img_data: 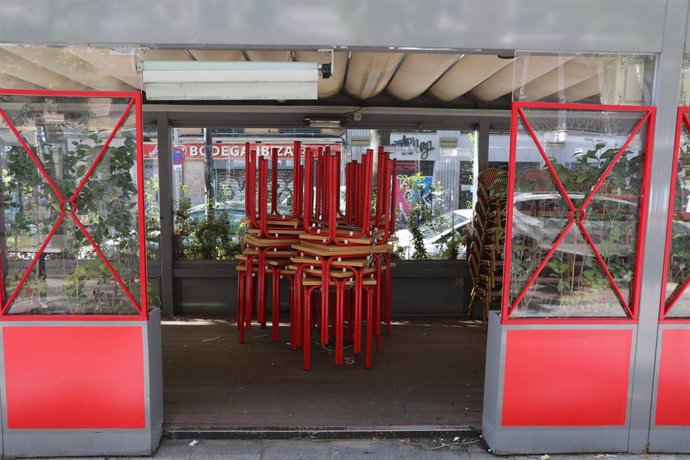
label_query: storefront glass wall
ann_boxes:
[165,126,476,262]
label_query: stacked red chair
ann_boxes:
[236,142,302,344]
[236,143,398,371]
[292,146,397,370]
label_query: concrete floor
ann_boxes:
[161,316,486,432]
[32,437,690,459]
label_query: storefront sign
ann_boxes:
[142,143,341,160]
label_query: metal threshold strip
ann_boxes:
[165,424,481,440]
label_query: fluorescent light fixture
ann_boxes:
[142,61,318,101]
[304,117,343,128]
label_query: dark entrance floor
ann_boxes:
[162,316,486,432]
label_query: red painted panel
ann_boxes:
[656,329,690,425]
[3,326,145,429]
[502,329,632,426]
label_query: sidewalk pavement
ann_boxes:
[41,436,690,460]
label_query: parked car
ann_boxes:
[396,209,473,259]
[187,201,246,233]
[511,192,638,257]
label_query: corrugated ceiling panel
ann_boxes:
[345,52,403,99]
[386,53,460,101]
[428,55,514,102]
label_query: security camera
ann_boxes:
[320,63,332,79]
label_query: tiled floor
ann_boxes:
[162,317,486,431]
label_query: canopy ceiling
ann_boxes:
[0,46,646,109]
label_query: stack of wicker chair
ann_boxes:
[466,169,507,330]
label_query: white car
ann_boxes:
[511,192,638,257]
[396,209,473,259]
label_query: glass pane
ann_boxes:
[4,218,138,315]
[508,107,646,318]
[580,129,645,306]
[666,119,690,318]
[511,225,628,318]
[0,95,133,198]
[510,119,572,305]
[385,130,474,260]
[680,57,690,106]
[0,94,143,315]
[172,127,340,260]
[667,290,690,318]
[143,127,161,261]
[512,53,654,105]
[142,126,161,309]
[75,113,141,305]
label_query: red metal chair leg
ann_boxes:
[373,278,382,351]
[353,272,363,354]
[245,256,254,331]
[320,260,331,344]
[291,266,304,351]
[258,250,267,328]
[271,269,280,342]
[365,285,374,369]
[385,254,393,335]
[238,270,246,344]
[346,287,354,345]
[303,285,317,371]
[335,279,345,365]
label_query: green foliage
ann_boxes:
[667,142,690,303]
[398,172,446,260]
[441,230,461,260]
[174,185,241,261]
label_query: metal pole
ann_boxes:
[156,113,174,316]
[478,117,490,171]
[204,128,215,215]
[627,0,688,452]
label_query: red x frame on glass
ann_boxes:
[502,101,655,325]
[659,106,690,322]
[0,89,148,321]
